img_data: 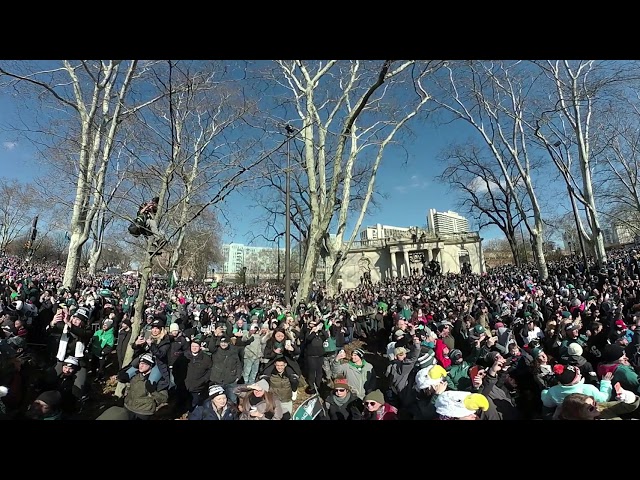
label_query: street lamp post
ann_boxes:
[284,124,295,307]
[242,266,247,293]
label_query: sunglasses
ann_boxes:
[334,388,346,392]
[364,401,378,406]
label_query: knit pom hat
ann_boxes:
[352,348,365,360]
[417,347,436,368]
[553,364,578,385]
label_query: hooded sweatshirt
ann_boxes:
[541,378,612,408]
[435,339,451,369]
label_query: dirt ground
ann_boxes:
[78,338,390,420]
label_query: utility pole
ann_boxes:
[285,124,295,307]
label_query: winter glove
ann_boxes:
[264,411,274,420]
[145,380,158,394]
[117,371,131,384]
[617,388,636,404]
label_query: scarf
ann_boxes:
[333,391,352,407]
[150,330,165,344]
[349,360,367,371]
[56,324,85,361]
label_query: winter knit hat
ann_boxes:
[103,318,114,329]
[567,343,583,357]
[207,384,226,399]
[531,347,544,359]
[333,377,351,391]
[449,349,463,363]
[602,344,625,363]
[139,353,155,367]
[435,391,489,418]
[63,356,79,367]
[363,389,385,405]
[353,348,365,360]
[36,390,62,409]
[415,364,448,390]
[417,347,436,368]
[169,323,180,332]
[553,364,578,385]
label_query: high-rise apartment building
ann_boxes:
[360,224,411,242]
[427,209,469,235]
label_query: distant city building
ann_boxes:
[360,223,411,242]
[602,227,616,246]
[427,209,469,235]
[614,224,636,245]
[220,243,283,278]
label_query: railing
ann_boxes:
[350,231,480,250]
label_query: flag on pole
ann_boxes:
[291,394,324,420]
[169,270,178,289]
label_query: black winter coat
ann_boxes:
[184,351,213,393]
[304,329,327,358]
[321,392,364,420]
[209,346,242,385]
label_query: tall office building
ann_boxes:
[427,209,469,235]
[360,223,411,242]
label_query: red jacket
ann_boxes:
[369,403,398,420]
[435,339,451,369]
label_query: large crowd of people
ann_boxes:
[2,244,640,421]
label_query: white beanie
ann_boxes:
[169,323,180,332]
[63,356,79,367]
[567,343,583,357]
[0,386,8,398]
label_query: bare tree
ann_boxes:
[531,60,640,266]
[114,60,263,396]
[261,60,440,303]
[437,143,529,265]
[431,60,550,279]
[0,180,39,253]
[597,107,640,239]
[0,60,163,288]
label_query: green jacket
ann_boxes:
[91,328,115,356]
[446,361,472,391]
[123,295,137,313]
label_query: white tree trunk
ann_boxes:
[87,243,102,276]
[296,227,323,306]
[63,232,87,288]
[115,239,154,398]
[582,165,607,265]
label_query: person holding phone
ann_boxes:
[303,320,327,395]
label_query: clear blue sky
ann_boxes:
[0,70,568,250]
[221,120,508,248]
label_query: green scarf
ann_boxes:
[349,360,367,371]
